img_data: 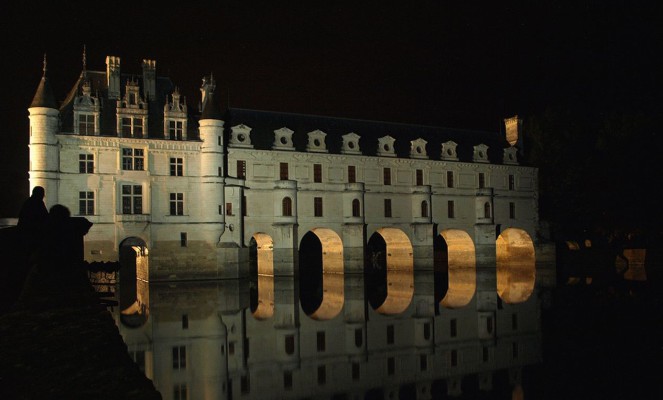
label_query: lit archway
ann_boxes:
[249,233,274,320]
[366,227,413,315]
[435,229,476,309]
[299,228,344,320]
[119,237,149,328]
[496,228,536,303]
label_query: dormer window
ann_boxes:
[121,117,145,138]
[78,114,95,135]
[117,79,148,138]
[164,89,188,140]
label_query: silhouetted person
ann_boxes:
[18,186,48,231]
[19,204,95,309]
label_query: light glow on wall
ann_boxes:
[496,228,536,304]
[439,229,476,308]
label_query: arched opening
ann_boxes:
[365,227,413,315]
[434,229,476,310]
[299,228,344,320]
[282,197,292,216]
[496,228,536,303]
[119,237,149,328]
[484,202,491,218]
[249,233,274,320]
[352,199,361,217]
[421,200,429,218]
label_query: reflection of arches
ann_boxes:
[119,237,149,328]
[496,228,536,303]
[299,228,344,320]
[366,227,413,315]
[435,229,476,309]
[249,233,274,320]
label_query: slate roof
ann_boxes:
[57,70,201,140]
[224,108,513,164]
[30,75,58,109]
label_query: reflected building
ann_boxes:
[116,272,544,399]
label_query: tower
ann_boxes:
[28,55,59,209]
[198,75,226,243]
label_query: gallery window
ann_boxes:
[122,185,143,214]
[78,191,94,215]
[170,157,183,176]
[170,193,184,216]
[122,148,144,171]
[79,154,94,173]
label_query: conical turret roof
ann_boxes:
[30,56,57,109]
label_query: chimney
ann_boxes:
[106,56,121,99]
[504,115,523,151]
[142,59,156,101]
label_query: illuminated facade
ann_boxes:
[28,54,555,293]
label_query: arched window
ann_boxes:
[352,199,361,217]
[421,200,429,218]
[282,197,292,216]
[484,202,491,218]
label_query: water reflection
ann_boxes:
[114,271,542,399]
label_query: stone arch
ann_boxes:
[435,229,476,309]
[299,228,344,320]
[366,227,413,315]
[249,233,274,320]
[118,237,149,328]
[496,228,536,303]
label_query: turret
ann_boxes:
[28,55,59,209]
[198,75,226,241]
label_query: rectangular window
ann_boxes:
[173,384,187,400]
[317,365,326,385]
[317,331,326,352]
[122,185,142,214]
[384,199,392,218]
[512,313,518,330]
[482,346,489,362]
[479,172,485,188]
[387,324,394,344]
[383,168,391,185]
[509,174,515,190]
[237,160,246,179]
[133,117,143,137]
[314,197,323,217]
[79,154,94,173]
[78,114,95,134]
[352,362,360,381]
[242,195,247,217]
[79,191,94,215]
[420,354,427,371]
[314,163,322,183]
[512,342,519,359]
[121,117,132,136]
[450,318,457,337]
[509,202,516,219]
[170,157,183,176]
[387,357,395,375]
[226,202,233,216]
[283,371,293,390]
[180,232,187,247]
[170,193,184,216]
[416,169,423,186]
[218,166,222,177]
[348,165,356,183]
[451,349,458,367]
[122,148,144,171]
[447,200,455,218]
[280,162,289,180]
[168,120,183,140]
[172,346,186,370]
[447,171,454,188]
[241,375,250,394]
[285,335,295,355]
[182,314,189,329]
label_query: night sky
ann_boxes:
[1,1,659,217]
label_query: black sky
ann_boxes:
[1,1,660,217]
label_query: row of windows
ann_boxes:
[77,189,517,220]
[77,114,187,140]
[81,152,517,191]
[78,152,185,177]
[271,162,516,189]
